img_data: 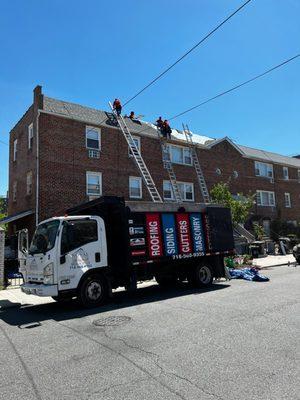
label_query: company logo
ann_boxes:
[130,238,146,246]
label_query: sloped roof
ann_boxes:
[43,96,300,168]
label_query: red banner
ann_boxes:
[176,214,192,254]
[146,213,163,257]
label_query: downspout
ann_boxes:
[35,111,40,226]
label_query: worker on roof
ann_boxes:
[129,111,135,120]
[113,98,122,116]
[162,120,172,139]
[156,116,163,129]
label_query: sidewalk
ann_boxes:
[252,254,297,269]
[0,287,53,310]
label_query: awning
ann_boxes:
[0,210,34,224]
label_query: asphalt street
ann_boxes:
[0,266,299,400]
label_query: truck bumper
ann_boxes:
[21,283,58,297]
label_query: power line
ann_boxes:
[123,0,253,107]
[169,53,300,121]
[0,139,8,146]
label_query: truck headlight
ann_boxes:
[43,263,54,284]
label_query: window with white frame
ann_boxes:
[284,192,291,208]
[163,180,194,201]
[254,161,273,178]
[13,139,17,161]
[129,136,141,157]
[28,123,33,149]
[283,166,289,180]
[129,176,142,199]
[26,171,32,195]
[86,126,101,150]
[86,172,102,196]
[256,190,275,207]
[168,145,192,166]
[12,181,17,202]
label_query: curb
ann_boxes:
[259,262,298,270]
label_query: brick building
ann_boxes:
[4,86,300,237]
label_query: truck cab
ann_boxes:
[20,216,108,302]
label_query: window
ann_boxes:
[256,190,275,207]
[129,136,141,157]
[283,167,289,180]
[163,181,194,202]
[168,145,192,166]
[284,193,291,208]
[298,170,300,183]
[254,161,273,178]
[86,126,100,150]
[12,181,17,202]
[29,220,60,255]
[61,219,98,254]
[129,176,142,199]
[86,172,102,196]
[28,123,33,149]
[26,171,32,195]
[13,139,17,161]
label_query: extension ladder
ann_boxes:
[182,123,210,203]
[109,102,162,203]
[157,129,182,203]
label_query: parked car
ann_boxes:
[292,244,300,264]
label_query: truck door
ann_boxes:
[58,218,106,292]
[18,229,28,274]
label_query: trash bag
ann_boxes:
[229,267,269,282]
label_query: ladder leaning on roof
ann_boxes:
[108,102,162,203]
[157,129,182,203]
[182,123,210,203]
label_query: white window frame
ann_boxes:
[256,190,276,207]
[129,136,141,157]
[26,171,32,195]
[283,166,289,180]
[86,172,102,196]
[12,181,17,202]
[254,161,273,178]
[28,123,33,149]
[163,180,194,202]
[13,139,17,161]
[284,192,291,208]
[86,126,101,150]
[129,176,142,199]
[168,144,192,166]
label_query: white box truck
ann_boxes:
[19,196,234,307]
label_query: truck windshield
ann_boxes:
[29,220,60,255]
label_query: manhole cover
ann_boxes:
[93,316,132,327]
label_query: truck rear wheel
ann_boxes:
[78,274,108,308]
[188,263,213,288]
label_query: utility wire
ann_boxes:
[0,139,8,146]
[123,0,253,107]
[169,53,300,121]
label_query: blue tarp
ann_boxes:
[229,267,269,282]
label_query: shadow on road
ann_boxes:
[0,282,230,327]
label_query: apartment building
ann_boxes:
[4,86,300,237]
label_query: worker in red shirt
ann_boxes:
[113,99,122,116]
[162,120,172,139]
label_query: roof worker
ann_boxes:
[162,120,172,140]
[129,111,135,120]
[156,116,163,129]
[113,98,122,116]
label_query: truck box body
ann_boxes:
[67,196,234,282]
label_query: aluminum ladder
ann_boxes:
[109,102,162,203]
[157,129,182,203]
[182,123,210,203]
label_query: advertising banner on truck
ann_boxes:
[146,213,163,257]
[161,213,178,256]
[176,213,192,254]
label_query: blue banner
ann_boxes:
[190,213,206,253]
[162,214,178,256]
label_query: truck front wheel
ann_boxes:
[188,264,213,288]
[78,274,108,308]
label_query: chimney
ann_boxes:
[33,85,44,112]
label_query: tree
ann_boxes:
[0,197,8,232]
[210,182,255,226]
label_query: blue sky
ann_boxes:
[0,0,299,196]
